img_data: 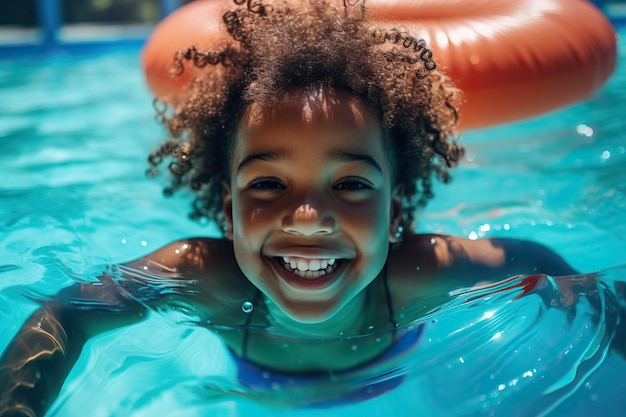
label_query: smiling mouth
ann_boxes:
[276,256,342,280]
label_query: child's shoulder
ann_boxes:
[137,237,237,276]
[392,233,507,273]
[388,233,576,307]
[395,233,573,273]
[124,237,249,294]
[121,237,254,319]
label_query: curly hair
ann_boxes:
[148,0,464,232]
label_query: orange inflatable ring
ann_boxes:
[142,0,616,130]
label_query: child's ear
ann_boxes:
[389,185,404,244]
[222,181,234,240]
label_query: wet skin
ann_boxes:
[223,91,398,326]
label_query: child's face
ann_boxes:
[223,89,400,323]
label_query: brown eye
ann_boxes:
[334,177,374,191]
[246,176,285,190]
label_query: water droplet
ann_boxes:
[351,345,358,351]
[375,338,381,343]
[368,325,374,330]
[141,240,148,247]
[576,124,594,137]
[242,301,253,313]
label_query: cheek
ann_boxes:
[339,199,391,268]
[231,200,260,261]
[240,207,267,228]
[340,197,391,234]
[232,195,269,231]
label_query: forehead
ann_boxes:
[240,87,381,134]
[230,88,394,183]
[230,87,391,178]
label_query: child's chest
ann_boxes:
[210,282,399,373]
[217,324,397,373]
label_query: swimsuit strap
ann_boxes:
[241,288,264,359]
[381,263,399,329]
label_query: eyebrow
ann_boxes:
[236,148,383,174]
[236,149,289,174]
[327,150,383,174]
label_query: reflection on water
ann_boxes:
[410,269,623,416]
[27,263,622,415]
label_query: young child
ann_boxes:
[0,0,577,415]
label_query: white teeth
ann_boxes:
[291,269,327,279]
[280,256,339,273]
[308,260,321,271]
[283,256,298,269]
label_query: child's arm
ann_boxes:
[0,276,145,417]
[0,238,238,417]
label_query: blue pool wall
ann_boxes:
[0,0,623,58]
[0,0,184,57]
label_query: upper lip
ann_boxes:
[263,238,356,260]
[266,247,353,259]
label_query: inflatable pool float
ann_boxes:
[142,0,616,130]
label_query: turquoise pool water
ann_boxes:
[1,27,625,416]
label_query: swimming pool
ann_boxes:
[1,25,625,417]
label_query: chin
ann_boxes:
[280,299,343,324]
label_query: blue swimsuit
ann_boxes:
[230,268,425,407]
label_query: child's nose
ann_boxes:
[282,203,336,236]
